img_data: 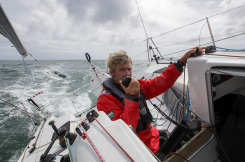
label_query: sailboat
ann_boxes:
[1,2,245,162]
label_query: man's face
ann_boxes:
[111,61,132,85]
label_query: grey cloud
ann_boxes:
[61,0,133,24]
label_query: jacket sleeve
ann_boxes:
[139,63,181,99]
[97,90,140,130]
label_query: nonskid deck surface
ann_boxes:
[18,111,158,162]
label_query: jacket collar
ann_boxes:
[103,77,125,99]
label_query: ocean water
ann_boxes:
[0,60,148,161]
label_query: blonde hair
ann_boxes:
[107,50,132,74]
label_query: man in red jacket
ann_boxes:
[97,47,203,154]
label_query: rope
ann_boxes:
[93,117,135,162]
[204,53,245,58]
[50,148,67,162]
[81,131,105,162]
[32,142,51,150]
[215,46,245,52]
[51,148,67,161]
[185,86,190,123]
[182,67,186,121]
[65,137,74,162]
[152,108,170,126]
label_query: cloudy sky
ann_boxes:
[0,0,244,60]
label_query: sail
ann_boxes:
[0,3,28,57]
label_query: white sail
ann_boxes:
[0,3,28,57]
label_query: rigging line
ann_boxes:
[163,32,245,57]
[152,18,206,39]
[202,32,245,45]
[28,120,46,154]
[153,107,170,126]
[159,39,199,49]
[74,105,96,117]
[21,102,40,126]
[0,98,36,118]
[22,57,27,72]
[209,3,245,19]
[27,54,97,109]
[135,0,149,39]
[152,4,245,39]
[167,90,189,130]
[71,96,79,113]
[28,53,53,71]
[199,21,207,46]
[132,49,147,59]
[124,1,150,51]
[29,52,98,97]
[167,99,179,131]
[124,39,146,50]
[148,99,193,130]
[158,30,245,49]
[0,117,28,149]
[20,120,43,162]
[125,5,245,52]
[21,103,44,119]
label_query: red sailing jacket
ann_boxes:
[97,63,181,153]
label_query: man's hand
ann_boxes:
[120,77,140,96]
[180,46,206,64]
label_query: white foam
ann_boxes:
[1,61,110,161]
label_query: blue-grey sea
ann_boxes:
[0,60,148,161]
